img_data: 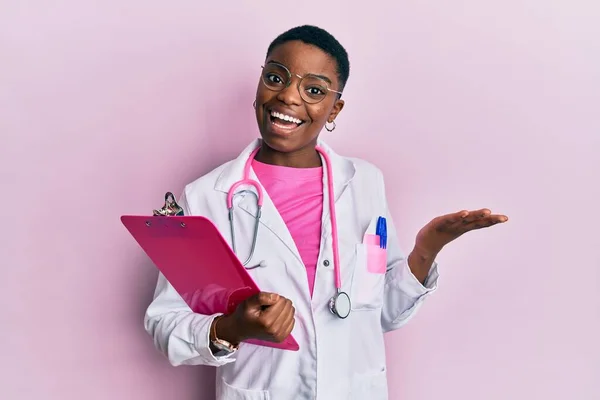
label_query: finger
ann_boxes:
[461,208,491,224]
[443,210,469,224]
[496,214,509,223]
[260,297,290,330]
[430,210,468,229]
[274,303,295,340]
[270,299,293,329]
[279,315,296,340]
[462,215,508,230]
[476,214,508,224]
[273,299,294,326]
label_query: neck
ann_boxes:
[255,143,322,168]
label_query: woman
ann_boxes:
[144,25,507,399]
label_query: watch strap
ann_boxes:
[210,315,238,354]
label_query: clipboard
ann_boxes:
[121,214,299,351]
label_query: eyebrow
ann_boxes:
[266,60,333,85]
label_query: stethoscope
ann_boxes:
[226,145,351,319]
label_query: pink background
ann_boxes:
[2,1,599,399]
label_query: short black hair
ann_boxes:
[266,25,350,93]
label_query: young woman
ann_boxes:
[144,25,507,400]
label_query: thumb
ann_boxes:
[253,291,280,307]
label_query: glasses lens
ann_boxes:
[261,64,331,104]
[300,76,329,104]
[261,64,290,91]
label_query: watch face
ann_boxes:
[212,340,234,356]
[213,348,232,357]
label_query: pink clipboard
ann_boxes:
[121,215,299,351]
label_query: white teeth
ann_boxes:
[270,111,302,125]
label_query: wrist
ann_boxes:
[214,314,243,346]
[408,246,438,284]
[412,242,440,260]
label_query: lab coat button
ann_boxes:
[323,259,330,267]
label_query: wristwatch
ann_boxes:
[210,315,238,357]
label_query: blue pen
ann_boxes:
[376,217,387,249]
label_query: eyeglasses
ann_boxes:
[260,62,342,104]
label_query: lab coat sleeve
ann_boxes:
[143,190,237,367]
[378,171,440,333]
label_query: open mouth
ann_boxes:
[269,110,305,131]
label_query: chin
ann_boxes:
[259,134,298,153]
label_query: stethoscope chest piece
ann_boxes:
[329,291,351,319]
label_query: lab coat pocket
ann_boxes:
[351,242,386,310]
[350,367,388,400]
[217,378,270,400]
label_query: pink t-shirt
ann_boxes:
[252,159,323,297]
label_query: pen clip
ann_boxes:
[381,218,387,249]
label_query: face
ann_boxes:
[254,40,345,154]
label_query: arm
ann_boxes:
[380,210,440,333]
[143,189,237,367]
[377,171,440,333]
[144,273,238,367]
[377,170,508,333]
[407,250,438,285]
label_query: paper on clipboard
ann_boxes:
[121,214,299,351]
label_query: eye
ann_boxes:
[306,86,325,95]
[304,85,327,100]
[267,73,284,84]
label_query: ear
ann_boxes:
[327,98,345,122]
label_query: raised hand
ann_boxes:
[414,208,508,257]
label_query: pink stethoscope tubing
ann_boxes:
[226,145,350,318]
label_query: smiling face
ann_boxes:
[254,40,345,157]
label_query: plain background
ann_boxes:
[2,1,599,399]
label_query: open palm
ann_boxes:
[415,208,508,256]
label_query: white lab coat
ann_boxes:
[144,138,439,400]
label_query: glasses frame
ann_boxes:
[260,62,343,104]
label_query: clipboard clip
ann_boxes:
[152,191,184,217]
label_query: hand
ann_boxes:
[414,208,508,257]
[216,292,295,345]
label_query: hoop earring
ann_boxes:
[252,100,256,109]
[325,120,336,132]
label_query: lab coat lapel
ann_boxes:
[237,169,303,264]
[213,138,356,264]
[213,139,302,264]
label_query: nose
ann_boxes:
[276,77,303,106]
